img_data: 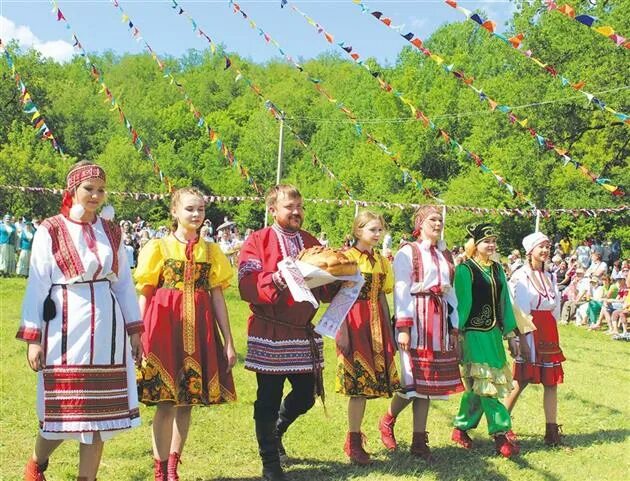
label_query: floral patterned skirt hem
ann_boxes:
[335,354,400,398]
[461,362,513,399]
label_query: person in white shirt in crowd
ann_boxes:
[218,227,237,265]
[560,268,589,324]
[200,225,214,243]
[550,255,563,274]
[575,276,599,326]
[575,240,591,269]
[123,235,136,269]
[585,252,607,279]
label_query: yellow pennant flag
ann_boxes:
[122,14,129,23]
[518,118,528,127]
[431,54,444,65]
[31,111,41,121]
[595,26,614,37]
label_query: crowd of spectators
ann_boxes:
[3,212,628,340]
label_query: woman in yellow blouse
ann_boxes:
[135,187,237,481]
[336,211,400,465]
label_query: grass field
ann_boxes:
[1,276,629,481]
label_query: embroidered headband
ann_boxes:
[466,223,496,245]
[412,205,442,238]
[66,164,106,191]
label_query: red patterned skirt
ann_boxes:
[513,310,565,386]
[335,299,400,398]
[138,288,236,406]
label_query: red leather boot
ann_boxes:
[167,452,181,481]
[410,432,432,461]
[343,432,371,465]
[154,459,168,481]
[494,434,520,458]
[24,459,48,481]
[378,412,397,450]
[451,428,473,449]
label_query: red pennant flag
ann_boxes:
[446,0,457,7]
[410,38,423,49]
[381,18,392,26]
[350,52,359,61]
[482,20,496,33]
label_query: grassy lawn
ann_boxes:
[1,276,628,481]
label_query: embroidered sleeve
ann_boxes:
[111,231,143,333]
[17,227,53,343]
[209,243,233,290]
[454,264,472,330]
[238,233,285,305]
[393,246,415,329]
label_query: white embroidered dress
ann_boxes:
[17,215,143,443]
[393,240,463,399]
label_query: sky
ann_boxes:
[0,0,517,64]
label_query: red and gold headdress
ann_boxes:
[60,164,107,216]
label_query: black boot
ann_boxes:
[256,419,288,481]
[276,406,293,464]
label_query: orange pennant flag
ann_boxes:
[488,99,498,110]
[508,33,524,48]
[571,81,585,90]
[350,53,360,61]
[482,20,496,33]
[324,32,334,43]
[558,4,575,18]
[446,0,457,7]
[382,18,392,26]
[410,38,423,49]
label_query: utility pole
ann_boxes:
[264,111,285,227]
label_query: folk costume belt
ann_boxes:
[252,310,325,404]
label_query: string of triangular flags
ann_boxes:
[443,0,629,126]
[280,0,537,208]
[169,0,354,199]
[544,1,629,48]
[351,0,625,197]
[49,0,172,191]
[2,184,626,219]
[1,40,65,156]
[229,0,439,201]
[110,0,262,194]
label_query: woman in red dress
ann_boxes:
[136,187,237,480]
[335,211,400,464]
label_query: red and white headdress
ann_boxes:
[66,164,106,191]
[60,164,107,217]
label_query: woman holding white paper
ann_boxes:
[335,211,400,465]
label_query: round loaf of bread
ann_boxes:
[298,246,358,276]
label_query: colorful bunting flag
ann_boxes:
[444,1,630,127]
[108,0,263,194]
[1,40,65,156]
[284,0,537,206]
[229,1,439,200]
[546,1,628,48]
[49,0,170,190]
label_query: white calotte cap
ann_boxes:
[522,232,550,255]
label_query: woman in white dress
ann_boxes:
[505,232,565,446]
[378,205,462,460]
[17,161,143,481]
